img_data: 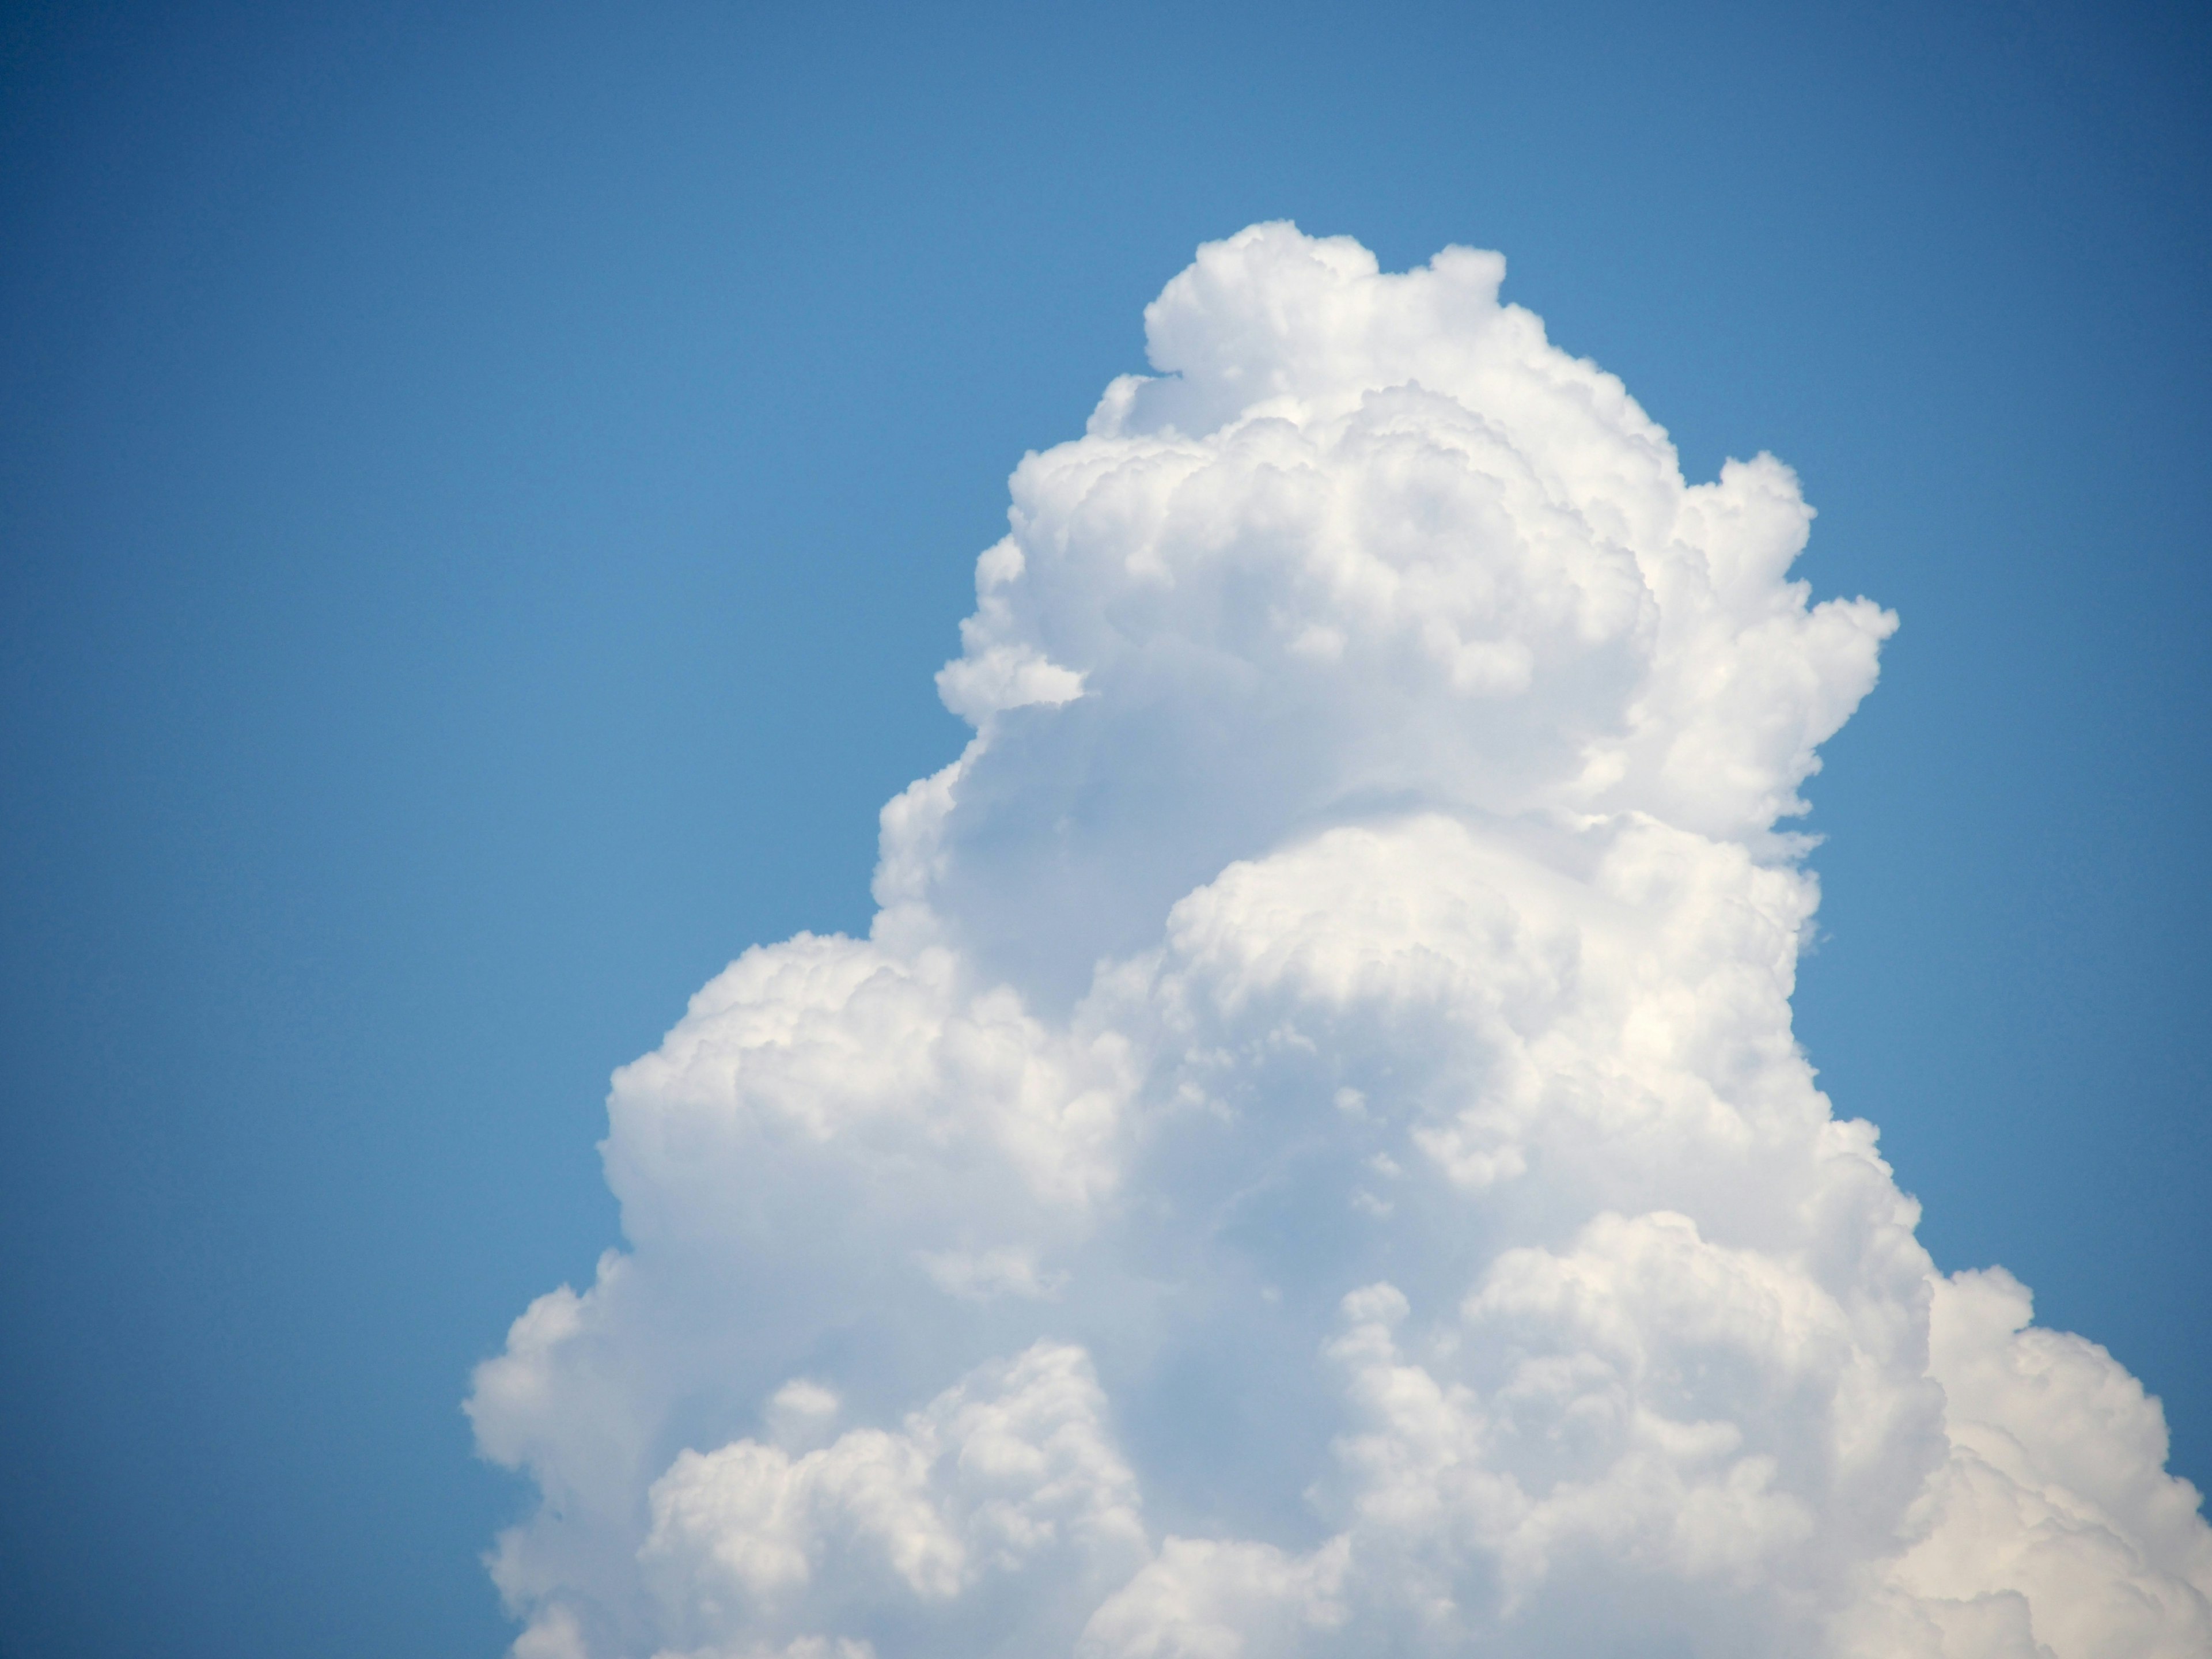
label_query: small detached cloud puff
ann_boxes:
[469,224,2211,1659]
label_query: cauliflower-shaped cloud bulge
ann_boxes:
[469,224,2211,1659]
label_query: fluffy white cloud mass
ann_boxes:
[470,224,2211,1658]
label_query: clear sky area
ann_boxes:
[2,3,2207,1656]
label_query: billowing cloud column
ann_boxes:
[469,224,2212,1659]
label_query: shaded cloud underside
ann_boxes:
[469,225,2212,1658]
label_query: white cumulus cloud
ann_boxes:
[468,222,2210,1658]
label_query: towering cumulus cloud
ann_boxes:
[470,225,2212,1658]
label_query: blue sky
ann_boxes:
[2,2,2207,1655]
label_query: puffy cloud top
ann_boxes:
[470,224,2210,1659]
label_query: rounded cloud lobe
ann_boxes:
[469,224,2211,1659]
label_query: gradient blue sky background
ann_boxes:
[2,2,2206,1654]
